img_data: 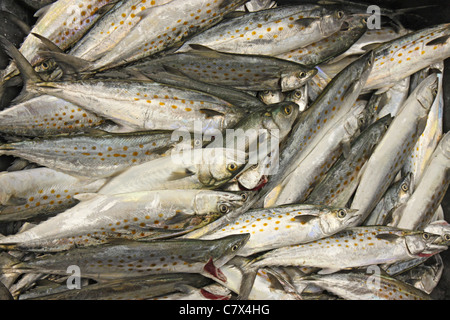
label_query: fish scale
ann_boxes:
[0,189,245,252]
[5,234,250,282]
[350,73,438,224]
[178,5,346,56]
[131,46,316,92]
[31,79,245,134]
[0,131,179,178]
[365,23,450,91]
[0,95,105,137]
[0,167,107,222]
[305,115,392,208]
[276,15,367,68]
[200,205,361,256]
[1,0,116,83]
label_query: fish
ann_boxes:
[0,281,13,300]
[305,114,392,208]
[388,131,450,231]
[0,130,184,179]
[0,189,247,252]
[0,95,106,137]
[364,172,414,226]
[275,14,367,68]
[0,0,118,85]
[255,51,374,208]
[3,234,250,282]
[257,90,285,105]
[295,269,432,300]
[27,273,213,300]
[285,86,309,113]
[268,99,369,206]
[121,44,317,92]
[178,5,348,56]
[97,147,247,195]
[236,0,277,13]
[238,226,446,299]
[0,167,107,222]
[349,73,438,224]
[375,76,411,119]
[365,23,450,92]
[154,282,231,300]
[200,205,361,256]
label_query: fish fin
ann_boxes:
[416,115,428,136]
[202,257,227,282]
[96,1,121,16]
[360,43,383,52]
[34,3,53,19]
[0,35,42,88]
[37,51,92,76]
[188,44,217,52]
[222,11,247,19]
[31,33,64,53]
[7,158,32,172]
[374,86,393,95]
[294,18,320,29]
[237,267,258,299]
[167,168,196,181]
[426,35,450,47]
[161,64,188,77]
[375,233,401,242]
[200,108,225,118]
[73,193,98,202]
[294,214,319,224]
[317,268,341,275]
[341,139,352,158]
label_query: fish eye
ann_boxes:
[433,88,438,95]
[219,204,230,213]
[227,163,238,172]
[284,105,293,115]
[337,11,344,19]
[422,233,431,240]
[401,182,409,192]
[231,244,239,251]
[297,72,307,79]
[362,18,367,24]
[294,91,302,99]
[337,209,347,218]
[194,139,202,147]
[240,192,248,201]
[444,234,450,241]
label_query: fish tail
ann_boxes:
[232,256,261,300]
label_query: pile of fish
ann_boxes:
[0,0,449,300]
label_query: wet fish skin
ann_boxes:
[28,273,212,300]
[124,45,317,92]
[97,147,247,195]
[0,190,246,252]
[200,205,361,256]
[375,76,410,119]
[257,90,285,105]
[305,114,392,208]
[5,233,250,281]
[364,172,413,226]
[0,95,105,137]
[178,5,347,56]
[0,168,107,222]
[0,130,182,179]
[296,270,432,300]
[350,73,438,224]
[389,131,450,231]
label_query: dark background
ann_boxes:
[0,0,449,299]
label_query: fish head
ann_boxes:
[366,114,392,145]
[280,68,317,92]
[257,90,285,105]
[197,148,247,188]
[424,220,450,247]
[211,233,251,268]
[344,101,367,137]
[286,85,308,112]
[193,190,247,215]
[320,207,362,233]
[320,10,347,36]
[397,172,414,200]
[416,73,438,111]
[405,231,444,257]
[263,101,299,140]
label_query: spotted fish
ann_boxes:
[0,95,105,137]
[178,5,347,56]
[389,132,450,231]
[0,130,183,179]
[0,189,246,252]
[350,73,438,224]
[200,205,361,256]
[0,167,107,222]
[305,114,392,208]
[3,234,250,282]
